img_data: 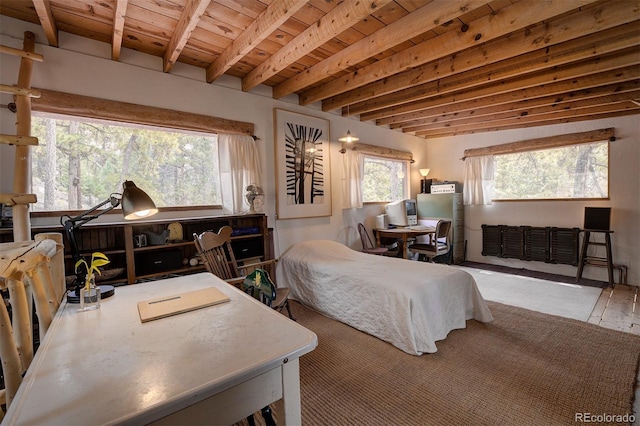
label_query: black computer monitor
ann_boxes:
[583,207,611,231]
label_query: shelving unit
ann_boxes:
[0,213,269,287]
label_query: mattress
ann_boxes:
[276,240,493,355]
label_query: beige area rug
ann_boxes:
[455,265,603,321]
[278,301,640,426]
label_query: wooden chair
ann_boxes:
[358,223,389,255]
[409,220,452,263]
[0,237,63,419]
[193,226,276,288]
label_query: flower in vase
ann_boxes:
[75,252,110,290]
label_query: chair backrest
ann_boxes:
[193,226,241,281]
[358,223,375,251]
[435,220,452,246]
[0,238,62,414]
[243,268,277,307]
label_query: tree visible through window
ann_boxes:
[31,113,221,212]
[493,141,608,200]
[362,156,408,202]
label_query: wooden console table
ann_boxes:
[3,273,317,425]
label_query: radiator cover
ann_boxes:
[482,225,579,266]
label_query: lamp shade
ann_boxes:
[121,181,158,220]
[338,130,359,143]
[419,168,430,177]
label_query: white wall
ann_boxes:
[2,16,638,284]
[425,117,640,284]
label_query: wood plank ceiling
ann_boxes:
[1,0,639,139]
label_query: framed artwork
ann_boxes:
[274,109,331,219]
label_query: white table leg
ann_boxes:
[275,358,301,426]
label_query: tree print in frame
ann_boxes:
[274,109,331,219]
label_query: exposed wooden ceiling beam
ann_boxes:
[365,47,639,123]
[163,0,212,73]
[416,104,639,137]
[419,110,636,138]
[324,2,639,112]
[346,20,640,117]
[395,82,640,130]
[206,0,308,83]
[299,0,596,106]
[405,91,640,133]
[272,0,490,99]
[31,0,58,47]
[111,0,128,61]
[241,0,394,92]
[376,66,640,126]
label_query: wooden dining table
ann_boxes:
[375,226,436,259]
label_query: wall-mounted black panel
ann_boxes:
[501,226,526,259]
[482,225,579,266]
[550,227,580,266]
[525,227,549,262]
[481,225,502,257]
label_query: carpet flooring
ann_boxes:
[455,265,603,321]
[288,300,640,426]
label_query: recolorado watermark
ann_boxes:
[575,412,635,423]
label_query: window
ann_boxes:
[493,141,608,200]
[362,155,409,202]
[31,113,221,212]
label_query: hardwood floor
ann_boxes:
[585,283,640,416]
[588,284,638,334]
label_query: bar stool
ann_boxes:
[575,207,614,286]
[576,229,615,286]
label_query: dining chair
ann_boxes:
[242,268,294,320]
[193,226,275,288]
[357,223,389,256]
[409,220,452,263]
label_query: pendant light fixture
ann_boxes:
[339,104,359,153]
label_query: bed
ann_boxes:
[276,240,493,355]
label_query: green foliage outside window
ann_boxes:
[31,114,221,212]
[362,156,408,202]
[493,142,608,200]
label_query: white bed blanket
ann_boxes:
[276,240,493,355]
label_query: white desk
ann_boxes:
[3,273,317,425]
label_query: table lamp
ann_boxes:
[61,180,158,302]
[420,169,432,193]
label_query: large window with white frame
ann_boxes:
[493,141,609,200]
[30,113,222,212]
[362,155,409,202]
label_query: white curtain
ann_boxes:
[342,149,363,209]
[218,133,262,214]
[463,155,495,205]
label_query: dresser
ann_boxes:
[416,193,464,264]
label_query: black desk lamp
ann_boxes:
[61,180,158,303]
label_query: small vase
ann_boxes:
[79,276,101,311]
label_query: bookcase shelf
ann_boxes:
[0,213,269,287]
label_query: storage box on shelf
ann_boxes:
[0,214,269,286]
